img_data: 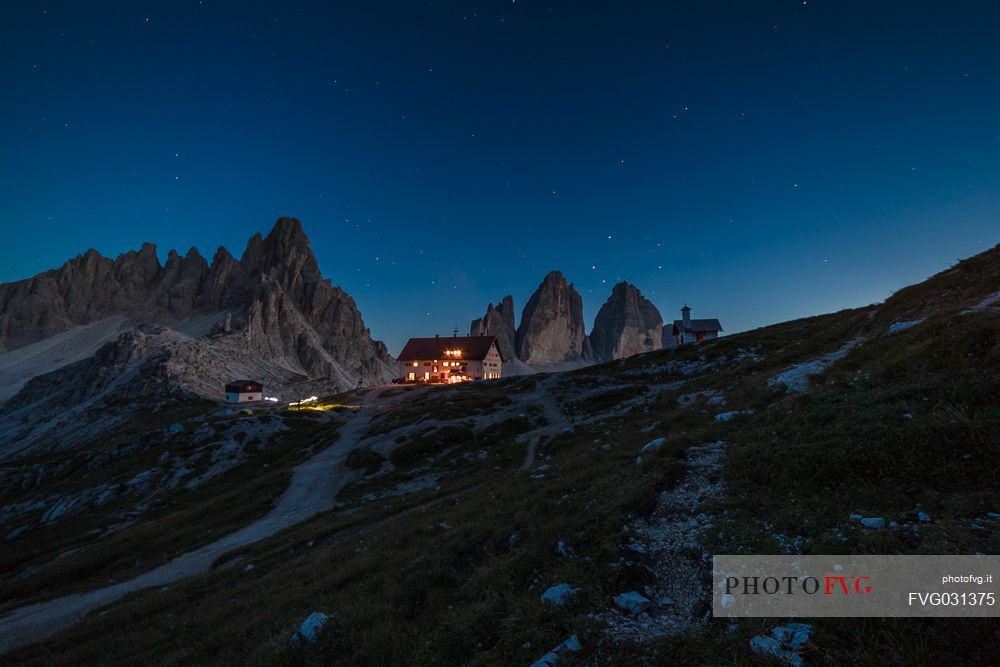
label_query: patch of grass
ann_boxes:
[705,310,1000,556]
[389,424,476,468]
[866,241,1000,329]
[344,448,386,474]
[564,384,648,417]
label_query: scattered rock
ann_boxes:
[290,611,329,645]
[613,591,652,615]
[625,541,647,554]
[555,541,574,559]
[714,409,754,422]
[529,634,582,667]
[676,389,722,407]
[641,437,666,453]
[768,338,861,393]
[888,319,923,334]
[5,524,33,541]
[244,564,254,572]
[859,517,885,529]
[772,623,811,650]
[541,583,580,607]
[602,441,726,641]
[750,633,803,666]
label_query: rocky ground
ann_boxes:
[0,243,999,665]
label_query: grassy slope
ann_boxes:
[0,407,343,611]
[6,245,1000,665]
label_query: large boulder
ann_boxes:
[613,591,652,615]
[529,635,582,667]
[540,583,580,607]
[290,611,329,644]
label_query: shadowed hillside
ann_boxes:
[1,243,999,665]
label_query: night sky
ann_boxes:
[3,1,1000,354]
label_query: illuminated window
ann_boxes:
[412,362,418,367]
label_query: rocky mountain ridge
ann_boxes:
[0,217,394,394]
[0,218,395,459]
[470,275,673,369]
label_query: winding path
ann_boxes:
[0,390,386,654]
[518,374,570,470]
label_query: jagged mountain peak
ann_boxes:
[241,216,321,287]
[470,295,517,361]
[0,217,394,396]
[210,246,237,268]
[609,279,634,294]
[590,280,663,361]
[516,271,589,364]
[540,269,569,286]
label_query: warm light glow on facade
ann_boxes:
[396,338,500,384]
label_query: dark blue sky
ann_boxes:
[3,1,999,353]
